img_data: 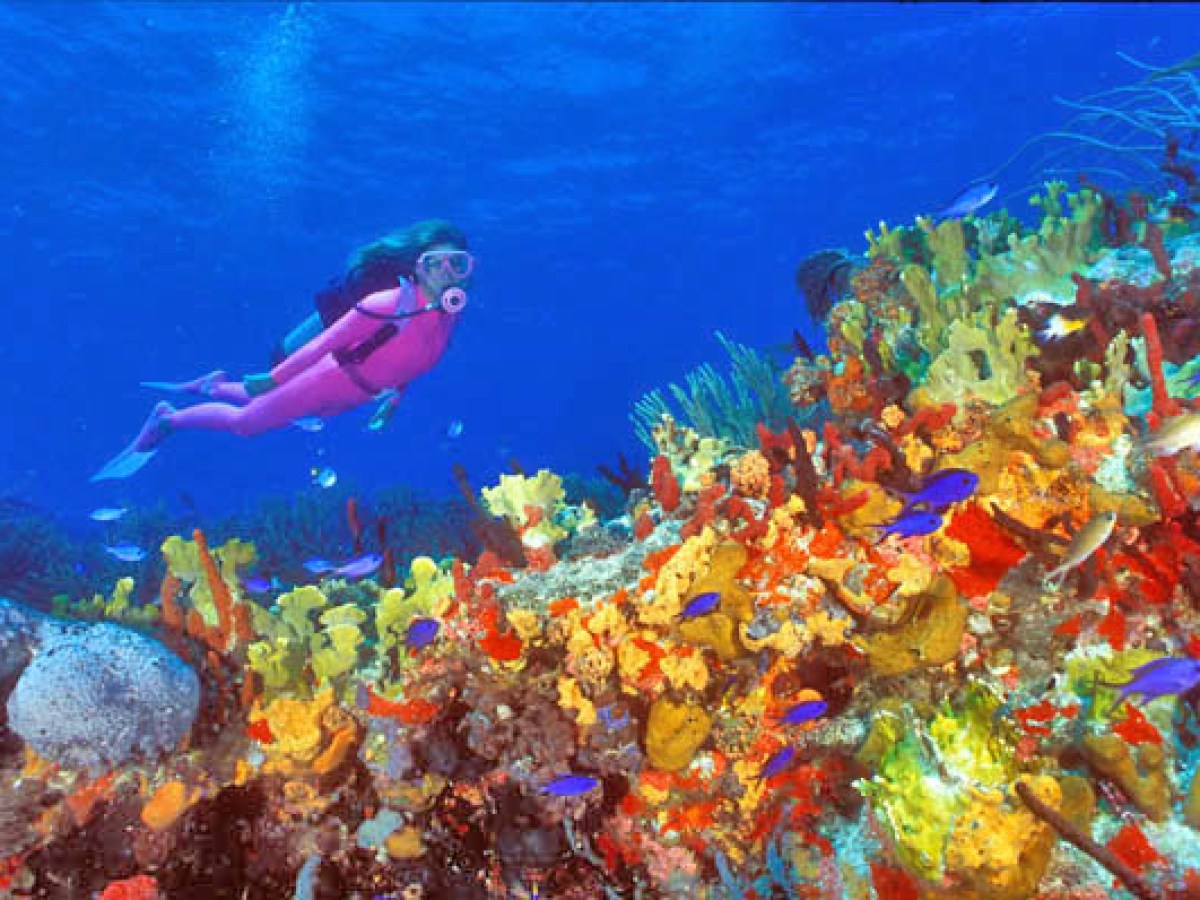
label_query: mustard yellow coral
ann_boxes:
[645,698,712,771]
[557,677,597,726]
[660,650,710,693]
[641,528,717,626]
[253,689,335,769]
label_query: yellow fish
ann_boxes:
[1037,313,1088,342]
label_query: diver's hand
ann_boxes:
[243,372,278,397]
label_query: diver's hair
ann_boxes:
[345,219,469,281]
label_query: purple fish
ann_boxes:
[303,558,335,575]
[897,469,979,514]
[758,745,796,780]
[1108,657,1200,712]
[780,699,828,725]
[405,617,440,651]
[541,774,600,797]
[598,704,631,730]
[876,510,944,539]
[678,591,721,619]
[935,179,999,221]
[334,553,383,579]
[242,575,273,594]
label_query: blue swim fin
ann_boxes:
[91,402,174,481]
[91,447,157,482]
[140,370,229,396]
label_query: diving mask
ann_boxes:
[416,249,475,281]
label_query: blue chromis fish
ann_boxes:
[677,591,721,619]
[780,699,828,725]
[1107,657,1200,712]
[541,774,600,797]
[758,745,797,780]
[935,179,999,221]
[334,553,383,579]
[311,467,337,489]
[598,703,631,730]
[875,510,944,539]
[104,542,147,563]
[241,575,277,595]
[895,469,978,514]
[303,558,335,575]
[405,617,440,651]
[292,416,325,433]
[89,506,128,522]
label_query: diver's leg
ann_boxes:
[93,362,363,481]
[141,370,231,396]
[168,360,363,437]
[142,371,252,404]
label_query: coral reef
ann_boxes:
[8,175,1200,899]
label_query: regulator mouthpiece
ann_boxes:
[440,287,467,314]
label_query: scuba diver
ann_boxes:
[93,219,473,481]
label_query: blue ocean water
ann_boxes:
[0,1,1195,521]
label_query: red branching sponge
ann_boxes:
[633,511,655,540]
[726,495,768,545]
[160,573,183,631]
[1148,459,1189,520]
[193,528,236,653]
[680,484,724,540]
[755,422,795,468]
[1143,222,1172,281]
[650,454,681,513]
[894,403,956,439]
[346,497,363,555]
[1140,312,1183,418]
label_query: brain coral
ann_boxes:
[7,620,200,772]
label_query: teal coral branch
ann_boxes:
[631,331,799,451]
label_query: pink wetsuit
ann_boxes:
[167,282,458,436]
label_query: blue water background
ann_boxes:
[1,2,1196,524]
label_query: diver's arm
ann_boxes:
[268,288,403,386]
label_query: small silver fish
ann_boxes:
[935,179,999,221]
[293,416,325,433]
[335,553,383,579]
[1142,412,1200,457]
[1045,510,1118,582]
[104,543,147,563]
[89,507,128,522]
[446,419,464,439]
[311,467,337,489]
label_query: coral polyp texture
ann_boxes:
[9,179,1200,898]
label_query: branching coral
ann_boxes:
[632,331,800,451]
